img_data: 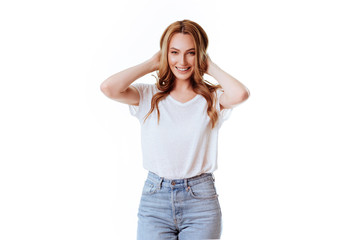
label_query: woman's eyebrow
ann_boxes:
[170,47,195,51]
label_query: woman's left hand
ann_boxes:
[205,54,215,76]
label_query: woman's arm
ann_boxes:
[206,56,250,109]
[100,51,160,100]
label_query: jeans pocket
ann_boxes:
[142,180,158,195]
[188,180,219,199]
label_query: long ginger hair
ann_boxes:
[143,19,222,129]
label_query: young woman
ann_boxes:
[100,19,250,240]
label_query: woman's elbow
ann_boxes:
[100,82,113,98]
[242,89,250,101]
[233,89,250,105]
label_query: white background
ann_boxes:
[1,0,359,239]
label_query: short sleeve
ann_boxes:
[215,88,233,127]
[128,83,156,120]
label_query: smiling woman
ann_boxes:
[100,19,250,240]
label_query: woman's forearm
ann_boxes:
[207,61,250,103]
[100,57,158,98]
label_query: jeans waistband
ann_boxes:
[146,171,215,189]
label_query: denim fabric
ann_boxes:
[137,171,222,240]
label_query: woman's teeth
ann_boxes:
[176,66,190,71]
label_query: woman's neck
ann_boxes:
[172,79,193,93]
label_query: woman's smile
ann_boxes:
[175,66,191,73]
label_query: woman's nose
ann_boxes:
[180,55,187,65]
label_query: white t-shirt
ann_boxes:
[128,83,232,179]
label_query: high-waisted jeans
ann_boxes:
[137,171,222,240]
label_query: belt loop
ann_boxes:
[211,173,215,182]
[184,178,189,191]
[158,177,163,190]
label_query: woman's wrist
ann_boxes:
[147,51,161,72]
[142,58,158,73]
[206,60,218,77]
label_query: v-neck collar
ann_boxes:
[168,94,201,106]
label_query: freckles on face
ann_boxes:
[168,33,196,80]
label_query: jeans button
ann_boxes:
[171,181,176,185]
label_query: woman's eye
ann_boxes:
[189,52,195,55]
[171,51,178,54]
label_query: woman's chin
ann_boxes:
[172,72,194,81]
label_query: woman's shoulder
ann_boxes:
[132,82,156,88]
[132,82,158,92]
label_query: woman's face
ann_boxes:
[168,33,196,82]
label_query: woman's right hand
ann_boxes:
[149,50,161,72]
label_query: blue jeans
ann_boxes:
[137,171,222,240]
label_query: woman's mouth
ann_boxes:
[175,66,191,73]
